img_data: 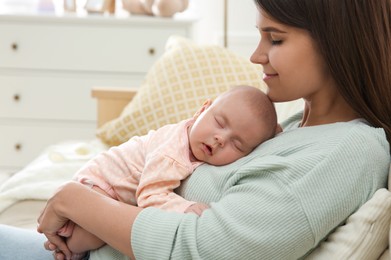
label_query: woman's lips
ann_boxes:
[263,73,278,80]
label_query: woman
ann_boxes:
[2,0,391,259]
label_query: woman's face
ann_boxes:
[251,9,335,103]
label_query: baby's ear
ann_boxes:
[193,99,212,119]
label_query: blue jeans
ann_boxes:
[0,224,53,260]
[0,225,127,260]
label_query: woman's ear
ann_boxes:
[193,99,212,119]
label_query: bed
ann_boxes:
[0,36,390,259]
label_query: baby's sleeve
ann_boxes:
[74,135,148,203]
[135,155,196,212]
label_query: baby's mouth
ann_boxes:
[204,143,213,155]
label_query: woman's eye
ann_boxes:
[269,34,283,45]
[271,39,283,45]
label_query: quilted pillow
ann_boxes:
[306,188,391,260]
[97,36,266,146]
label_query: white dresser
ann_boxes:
[0,13,194,171]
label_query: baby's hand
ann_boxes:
[185,202,209,216]
[57,221,75,238]
[276,124,283,134]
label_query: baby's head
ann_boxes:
[188,85,277,166]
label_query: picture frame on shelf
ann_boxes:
[85,0,115,14]
[64,0,76,12]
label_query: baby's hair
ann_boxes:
[224,85,278,141]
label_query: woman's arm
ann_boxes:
[60,186,113,254]
[37,181,142,259]
[130,124,390,259]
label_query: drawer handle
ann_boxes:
[13,94,21,102]
[11,42,18,51]
[148,48,155,56]
[14,143,22,151]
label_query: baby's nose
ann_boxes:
[214,135,225,147]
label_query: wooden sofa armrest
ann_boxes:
[91,87,138,127]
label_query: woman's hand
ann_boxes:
[37,182,76,260]
[43,240,87,260]
[37,180,142,259]
[43,240,69,260]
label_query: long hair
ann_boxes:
[254,0,391,145]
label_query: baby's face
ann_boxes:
[188,94,269,166]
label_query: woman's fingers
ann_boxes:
[44,233,72,260]
[53,250,66,260]
[36,183,74,259]
[44,240,57,251]
[45,240,69,260]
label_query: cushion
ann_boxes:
[379,249,389,260]
[305,188,391,260]
[97,36,267,146]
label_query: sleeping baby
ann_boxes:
[57,85,279,259]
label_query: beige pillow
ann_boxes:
[97,36,266,146]
[306,188,391,260]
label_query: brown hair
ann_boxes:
[254,0,391,145]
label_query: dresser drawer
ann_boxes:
[0,73,138,121]
[0,14,194,170]
[0,122,96,168]
[0,21,182,73]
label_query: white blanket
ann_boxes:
[0,139,108,214]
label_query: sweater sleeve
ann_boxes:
[132,162,314,260]
[131,122,390,260]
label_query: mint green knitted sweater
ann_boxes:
[91,113,390,260]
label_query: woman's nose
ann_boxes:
[250,40,268,65]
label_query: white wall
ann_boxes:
[182,0,259,59]
[0,0,259,59]
[225,0,259,58]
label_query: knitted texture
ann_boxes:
[90,115,390,259]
